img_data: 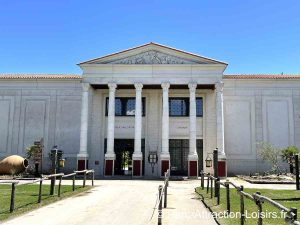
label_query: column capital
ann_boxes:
[82,83,90,92]
[161,82,170,90]
[188,82,197,92]
[108,82,117,91]
[215,81,224,93]
[134,83,143,91]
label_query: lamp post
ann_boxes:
[205,148,219,177]
[50,145,58,195]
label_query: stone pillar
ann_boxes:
[188,82,198,177]
[132,83,143,177]
[215,81,227,177]
[160,82,170,176]
[104,82,117,176]
[77,83,90,170]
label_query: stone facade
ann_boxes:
[0,43,299,177]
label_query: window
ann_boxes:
[169,97,203,117]
[106,97,146,116]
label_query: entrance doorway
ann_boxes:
[169,139,203,176]
[104,139,145,176]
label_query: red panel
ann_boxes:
[218,161,226,177]
[133,160,141,176]
[78,160,88,170]
[105,160,114,176]
[189,161,198,177]
[161,160,169,176]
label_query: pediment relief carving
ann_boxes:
[103,50,203,64]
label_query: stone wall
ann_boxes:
[0,79,82,173]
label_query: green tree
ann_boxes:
[257,142,282,174]
[282,146,299,173]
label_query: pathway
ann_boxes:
[2,179,216,225]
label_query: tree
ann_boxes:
[282,146,299,173]
[257,142,282,174]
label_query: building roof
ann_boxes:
[224,74,300,79]
[78,42,228,65]
[0,74,81,79]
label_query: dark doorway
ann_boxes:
[169,139,203,176]
[104,139,145,175]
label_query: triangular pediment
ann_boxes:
[78,42,227,65]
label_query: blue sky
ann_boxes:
[0,0,299,74]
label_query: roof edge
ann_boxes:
[78,42,228,65]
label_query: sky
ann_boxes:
[0,0,299,75]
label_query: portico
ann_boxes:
[77,42,228,177]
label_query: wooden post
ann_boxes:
[207,173,210,194]
[83,171,87,187]
[50,176,56,195]
[38,179,43,203]
[201,171,204,190]
[158,185,163,225]
[10,183,16,213]
[291,207,297,221]
[295,154,299,190]
[72,174,75,191]
[58,176,62,197]
[92,171,94,186]
[225,180,230,213]
[239,185,245,225]
[164,175,168,208]
[255,192,263,225]
[210,176,213,199]
[216,178,220,205]
[213,149,218,197]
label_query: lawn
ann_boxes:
[195,186,300,225]
[0,183,92,221]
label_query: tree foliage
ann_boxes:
[257,142,282,173]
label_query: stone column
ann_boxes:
[132,83,143,177]
[77,83,90,170]
[160,82,170,176]
[215,81,227,176]
[188,82,198,177]
[104,82,117,176]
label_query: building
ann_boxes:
[0,43,299,177]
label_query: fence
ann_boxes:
[0,169,94,213]
[196,171,300,225]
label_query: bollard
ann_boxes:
[207,173,210,194]
[239,185,245,225]
[58,176,62,197]
[10,183,16,213]
[216,178,220,205]
[225,180,230,213]
[201,171,204,190]
[158,185,163,225]
[38,179,43,203]
[255,192,263,225]
[72,174,75,191]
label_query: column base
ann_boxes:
[188,154,198,178]
[132,153,143,177]
[105,153,116,176]
[160,153,170,177]
[218,159,227,177]
[77,153,89,170]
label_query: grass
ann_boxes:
[195,186,300,225]
[0,183,92,221]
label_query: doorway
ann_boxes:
[169,139,203,176]
[104,139,145,176]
